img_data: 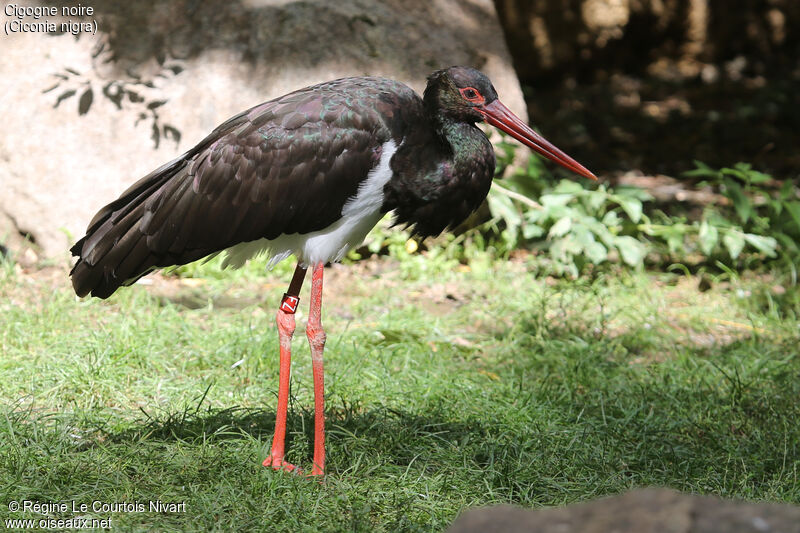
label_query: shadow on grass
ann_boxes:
[104,400,490,465]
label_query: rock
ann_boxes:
[447,488,800,533]
[0,0,525,260]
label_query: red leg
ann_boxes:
[263,264,307,473]
[307,263,327,476]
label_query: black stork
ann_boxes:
[70,66,596,477]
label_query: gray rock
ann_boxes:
[0,0,525,261]
[448,488,800,533]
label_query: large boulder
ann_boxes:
[448,488,800,533]
[0,0,525,261]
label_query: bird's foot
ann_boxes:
[262,456,325,479]
[262,455,301,475]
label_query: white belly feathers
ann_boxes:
[221,139,398,269]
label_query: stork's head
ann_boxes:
[425,66,597,181]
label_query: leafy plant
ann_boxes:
[482,152,794,275]
[680,161,796,261]
[639,211,778,262]
[489,179,650,276]
[348,217,464,279]
[485,140,655,275]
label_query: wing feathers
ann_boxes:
[71,76,422,298]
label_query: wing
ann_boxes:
[71,77,422,298]
[144,78,418,253]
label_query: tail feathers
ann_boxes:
[70,157,187,299]
[71,201,154,298]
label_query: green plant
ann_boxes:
[489,179,650,276]
[682,161,797,262]
[639,210,778,263]
[485,151,792,274]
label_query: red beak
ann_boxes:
[479,100,597,181]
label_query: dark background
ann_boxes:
[494,0,799,179]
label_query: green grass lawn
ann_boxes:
[1,257,798,531]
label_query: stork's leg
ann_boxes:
[263,263,307,473]
[307,263,327,476]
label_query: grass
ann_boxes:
[1,255,799,531]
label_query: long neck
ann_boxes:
[383,107,496,238]
[432,113,491,170]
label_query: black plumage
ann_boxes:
[71,77,421,298]
[71,67,595,300]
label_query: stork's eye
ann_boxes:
[459,87,484,104]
